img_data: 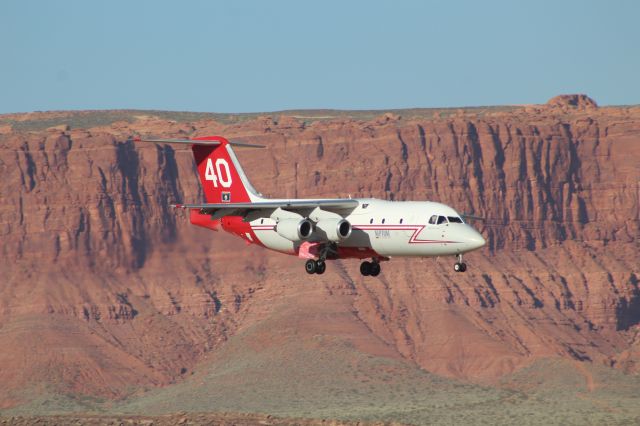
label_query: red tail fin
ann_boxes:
[191,136,258,203]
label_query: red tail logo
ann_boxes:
[191,136,253,203]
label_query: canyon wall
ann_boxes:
[0,97,638,407]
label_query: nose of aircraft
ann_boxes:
[466,226,486,250]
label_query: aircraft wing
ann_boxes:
[173,199,359,219]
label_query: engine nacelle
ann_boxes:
[315,218,352,242]
[275,218,313,242]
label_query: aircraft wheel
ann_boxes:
[369,262,381,277]
[360,261,372,276]
[316,260,326,275]
[305,259,317,274]
[454,262,467,273]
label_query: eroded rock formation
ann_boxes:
[0,98,638,407]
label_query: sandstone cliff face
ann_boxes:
[0,98,638,406]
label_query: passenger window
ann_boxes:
[448,216,463,223]
[428,215,438,224]
[437,216,448,225]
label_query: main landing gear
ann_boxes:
[454,253,467,273]
[360,259,381,277]
[304,243,334,275]
[305,259,326,275]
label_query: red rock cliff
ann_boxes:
[0,99,638,405]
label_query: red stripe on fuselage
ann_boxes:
[217,221,459,259]
[352,224,461,244]
[250,225,275,231]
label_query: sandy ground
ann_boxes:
[0,413,401,426]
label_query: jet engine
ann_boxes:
[276,218,313,242]
[315,218,352,242]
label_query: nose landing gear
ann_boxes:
[454,254,467,273]
[360,259,381,277]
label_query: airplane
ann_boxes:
[134,135,486,276]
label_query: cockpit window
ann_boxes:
[448,216,463,223]
[437,216,448,225]
[428,215,438,224]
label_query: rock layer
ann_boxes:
[0,100,638,407]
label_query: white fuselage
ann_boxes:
[248,198,486,258]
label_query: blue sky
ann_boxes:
[1,0,638,113]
